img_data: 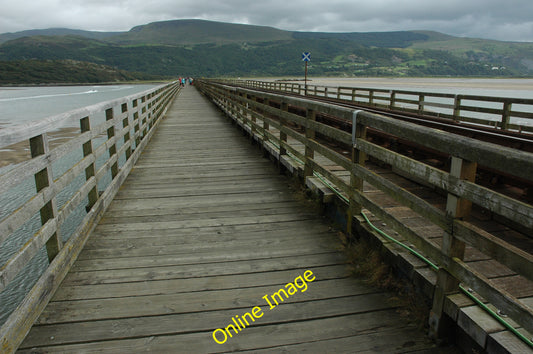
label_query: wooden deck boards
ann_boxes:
[18,87,445,353]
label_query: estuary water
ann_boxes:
[274,77,533,127]
[0,83,159,326]
[0,84,159,128]
[290,77,533,99]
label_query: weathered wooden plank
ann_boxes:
[20,310,412,353]
[55,264,349,300]
[448,258,533,335]
[0,83,180,354]
[17,85,444,353]
[35,277,371,324]
[77,232,338,260]
[22,293,397,349]
[99,200,303,220]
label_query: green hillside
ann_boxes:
[108,19,293,45]
[0,59,163,84]
[0,19,532,82]
[0,28,122,44]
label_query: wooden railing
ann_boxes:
[0,81,180,352]
[196,79,533,346]
[222,79,533,134]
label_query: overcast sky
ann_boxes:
[0,0,532,42]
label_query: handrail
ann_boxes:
[0,81,180,352]
[196,79,533,346]
[219,79,533,134]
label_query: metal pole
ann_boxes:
[305,61,308,95]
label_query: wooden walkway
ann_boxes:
[18,87,451,353]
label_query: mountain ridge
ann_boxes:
[0,19,532,81]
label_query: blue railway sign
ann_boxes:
[302,52,311,62]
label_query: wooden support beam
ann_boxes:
[347,119,367,235]
[29,133,62,262]
[80,117,98,212]
[304,109,316,178]
[430,156,477,340]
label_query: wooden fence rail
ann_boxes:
[196,79,533,345]
[0,81,180,352]
[224,79,533,134]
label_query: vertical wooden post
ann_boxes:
[279,102,288,157]
[389,91,396,110]
[369,90,374,105]
[241,93,248,135]
[105,108,119,179]
[351,88,356,102]
[304,109,316,178]
[429,156,477,339]
[262,98,270,155]
[121,103,132,161]
[30,134,62,262]
[418,94,425,115]
[250,95,257,139]
[501,101,512,130]
[453,95,462,122]
[80,117,98,212]
[134,111,140,148]
[347,119,367,235]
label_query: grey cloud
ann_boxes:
[0,0,531,41]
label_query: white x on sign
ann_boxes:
[302,52,311,62]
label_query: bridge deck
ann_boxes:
[19,87,448,353]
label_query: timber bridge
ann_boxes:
[0,79,532,353]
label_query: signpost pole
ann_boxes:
[305,60,308,95]
[302,52,310,96]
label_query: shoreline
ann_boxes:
[0,127,79,169]
[267,77,533,90]
[0,79,172,89]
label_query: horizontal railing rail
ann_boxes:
[196,79,533,346]
[0,81,180,352]
[221,79,533,134]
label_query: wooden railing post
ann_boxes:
[261,98,271,157]
[418,94,425,115]
[121,103,132,161]
[249,95,257,138]
[105,108,119,179]
[279,102,289,158]
[389,91,396,110]
[429,156,477,339]
[29,134,62,262]
[453,95,461,122]
[80,117,98,212]
[347,113,367,235]
[304,109,316,178]
[501,101,512,130]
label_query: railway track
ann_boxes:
[229,83,533,205]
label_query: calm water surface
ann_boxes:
[0,84,160,326]
[0,84,159,127]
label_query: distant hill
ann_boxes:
[108,19,294,45]
[0,59,163,84]
[0,28,122,44]
[0,19,532,81]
